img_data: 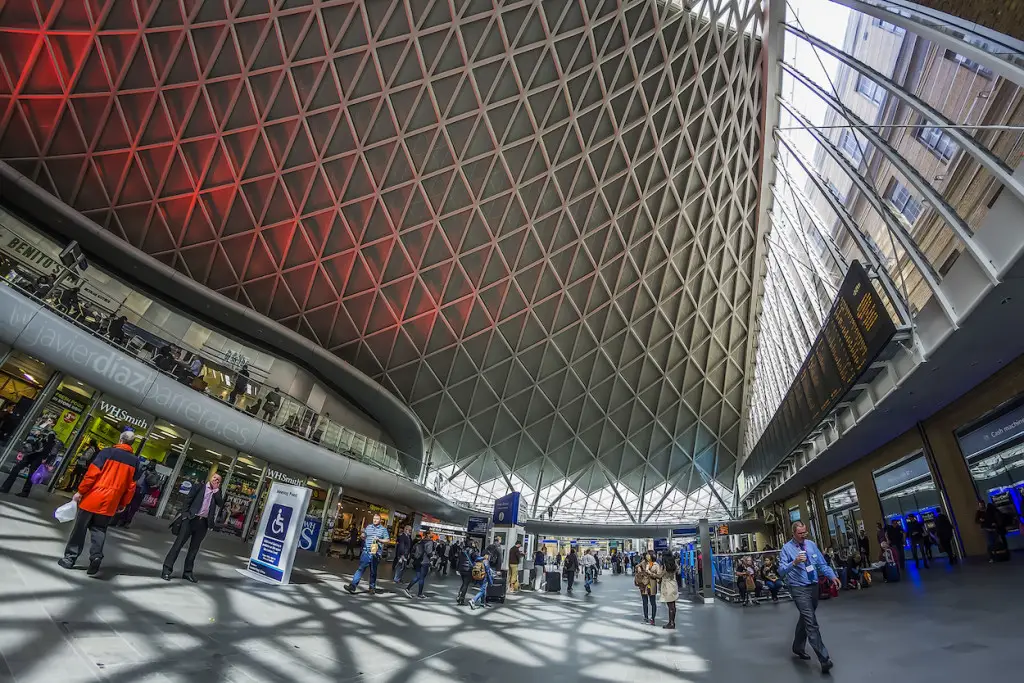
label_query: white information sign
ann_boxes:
[243,482,311,585]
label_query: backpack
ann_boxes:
[486,544,501,569]
[472,560,487,581]
[458,549,473,574]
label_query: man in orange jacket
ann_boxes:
[58,429,138,576]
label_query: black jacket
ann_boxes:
[182,482,224,525]
[396,532,413,558]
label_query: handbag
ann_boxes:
[169,513,184,535]
[744,575,756,591]
[30,463,53,485]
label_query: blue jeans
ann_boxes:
[789,584,830,663]
[406,562,430,596]
[351,551,380,589]
[471,581,487,604]
[393,556,408,583]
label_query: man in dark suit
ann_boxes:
[162,473,224,583]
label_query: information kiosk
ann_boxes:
[486,492,527,602]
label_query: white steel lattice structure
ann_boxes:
[739,0,1024,503]
[0,0,765,523]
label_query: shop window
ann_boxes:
[885,178,923,225]
[163,434,235,521]
[51,396,152,493]
[855,74,886,105]
[823,483,863,553]
[956,398,1024,552]
[219,454,264,534]
[916,122,959,162]
[872,453,950,559]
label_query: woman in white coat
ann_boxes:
[659,551,679,629]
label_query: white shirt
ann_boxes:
[581,554,597,568]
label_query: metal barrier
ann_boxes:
[713,550,791,604]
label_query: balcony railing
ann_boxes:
[0,218,417,479]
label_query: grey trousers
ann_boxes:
[789,584,830,663]
[64,510,113,564]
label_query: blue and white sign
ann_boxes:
[653,538,669,552]
[467,516,490,535]
[958,402,1024,459]
[492,491,525,525]
[244,482,310,585]
[672,527,698,537]
[298,516,323,551]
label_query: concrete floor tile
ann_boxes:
[3,496,1024,683]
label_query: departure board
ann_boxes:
[743,261,897,490]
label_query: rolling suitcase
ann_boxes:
[883,561,900,582]
[991,538,1011,562]
[485,570,507,603]
[545,570,561,593]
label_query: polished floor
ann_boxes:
[1,492,1020,682]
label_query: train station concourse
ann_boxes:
[1,0,1024,681]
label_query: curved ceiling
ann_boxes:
[0,0,765,521]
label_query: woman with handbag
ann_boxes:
[635,550,663,625]
[162,473,224,583]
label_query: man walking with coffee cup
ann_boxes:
[778,522,840,674]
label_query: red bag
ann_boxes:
[818,576,838,599]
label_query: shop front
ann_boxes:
[956,396,1024,552]
[872,452,950,559]
[0,350,61,459]
[822,483,863,553]
[419,515,467,543]
[242,466,339,552]
[52,397,153,490]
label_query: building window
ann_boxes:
[839,129,864,165]
[916,123,959,162]
[826,180,846,202]
[885,179,923,225]
[855,74,886,105]
[871,18,906,35]
[943,49,994,78]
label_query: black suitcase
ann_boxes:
[991,539,1011,562]
[545,570,561,592]
[486,570,507,603]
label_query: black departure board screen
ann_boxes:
[743,261,897,490]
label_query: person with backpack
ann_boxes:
[456,541,476,605]
[468,549,494,610]
[1,427,57,497]
[115,457,159,528]
[563,548,580,594]
[66,439,100,491]
[403,532,435,599]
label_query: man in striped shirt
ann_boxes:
[345,513,390,594]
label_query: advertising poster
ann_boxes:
[244,482,311,585]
